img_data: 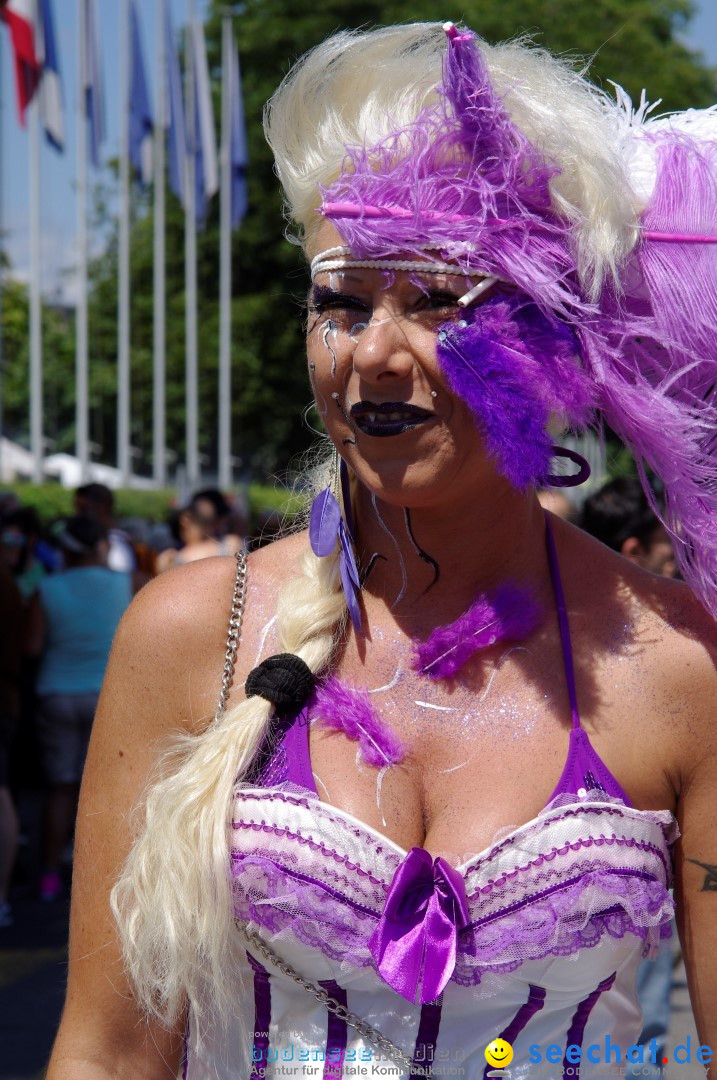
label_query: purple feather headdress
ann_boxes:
[321,25,583,321]
[317,26,717,613]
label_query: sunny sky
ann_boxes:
[0,0,715,299]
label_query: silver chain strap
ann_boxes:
[237,924,432,1078]
[214,551,249,721]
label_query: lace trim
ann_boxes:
[232,857,674,988]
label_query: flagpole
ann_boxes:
[76,0,89,482]
[185,1,199,489]
[118,0,131,485]
[29,87,42,483]
[218,16,232,491]
[153,0,166,487]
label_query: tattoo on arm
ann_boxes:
[687,858,717,891]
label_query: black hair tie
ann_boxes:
[245,653,314,718]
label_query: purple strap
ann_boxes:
[544,516,581,730]
[319,980,348,1079]
[247,952,272,1077]
[182,1016,189,1080]
[482,984,546,1080]
[544,516,631,806]
[562,972,617,1077]
[411,1001,443,1078]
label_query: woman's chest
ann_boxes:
[305,649,677,858]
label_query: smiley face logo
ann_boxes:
[484,1038,514,1069]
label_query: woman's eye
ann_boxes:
[426,292,461,307]
[416,291,462,314]
[310,291,368,315]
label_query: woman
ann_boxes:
[155,490,244,574]
[28,516,131,901]
[49,23,717,1080]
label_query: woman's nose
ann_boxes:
[350,311,416,385]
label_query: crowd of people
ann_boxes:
[0,482,248,922]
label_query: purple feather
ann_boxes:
[310,487,363,632]
[320,29,584,324]
[437,296,592,488]
[309,487,342,557]
[413,583,544,680]
[310,676,406,767]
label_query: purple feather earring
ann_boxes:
[309,450,363,633]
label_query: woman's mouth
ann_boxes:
[349,401,434,437]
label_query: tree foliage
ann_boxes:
[2,0,714,482]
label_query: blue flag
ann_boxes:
[129,0,152,183]
[83,0,104,169]
[191,19,218,227]
[228,28,248,227]
[166,1,186,207]
[37,0,63,150]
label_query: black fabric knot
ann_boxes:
[245,653,315,718]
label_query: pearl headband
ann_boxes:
[310,246,499,307]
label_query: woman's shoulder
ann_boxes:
[110,531,311,734]
[560,517,717,733]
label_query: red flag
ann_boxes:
[0,0,40,125]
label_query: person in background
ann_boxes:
[580,476,677,578]
[26,516,131,901]
[0,507,47,602]
[536,488,576,523]
[155,490,243,573]
[0,561,23,927]
[74,483,136,576]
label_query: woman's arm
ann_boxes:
[673,630,717,1056]
[47,555,239,1079]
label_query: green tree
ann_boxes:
[1,277,76,454]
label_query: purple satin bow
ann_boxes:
[369,847,470,1004]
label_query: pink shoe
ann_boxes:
[40,871,63,901]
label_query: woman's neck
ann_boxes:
[354,482,551,634]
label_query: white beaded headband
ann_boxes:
[310,245,499,307]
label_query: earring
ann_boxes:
[309,450,362,633]
[545,446,591,488]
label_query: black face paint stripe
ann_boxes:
[404,508,440,593]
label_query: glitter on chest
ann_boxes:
[344,623,549,739]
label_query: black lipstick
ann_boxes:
[349,401,434,438]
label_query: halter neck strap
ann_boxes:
[544,514,581,730]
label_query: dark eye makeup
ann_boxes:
[309,285,368,313]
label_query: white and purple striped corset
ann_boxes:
[184,783,676,1080]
